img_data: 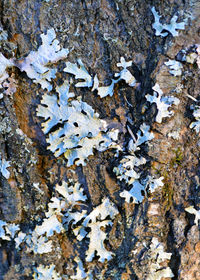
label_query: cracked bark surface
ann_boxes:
[0,0,200,279]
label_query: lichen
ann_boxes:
[151,7,186,37]
[0,157,10,179]
[146,83,180,123]
[0,53,14,90]
[185,206,200,225]
[190,105,200,133]
[17,28,69,91]
[146,237,174,280]
[93,57,136,98]
[165,60,183,76]
[113,123,156,203]
[37,82,119,166]
[63,59,93,88]
[33,264,62,280]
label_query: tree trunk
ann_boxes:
[0,0,200,279]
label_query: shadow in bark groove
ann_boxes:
[167,214,181,279]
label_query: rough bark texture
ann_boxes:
[0,0,200,279]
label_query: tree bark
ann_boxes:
[0,0,200,279]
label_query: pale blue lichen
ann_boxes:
[73,198,119,263]
[37,82,119,166]
[64,59,93,88]
[0,158,10,179]
[17,28,69,91]
[147,237,174,280]
[93,57,136,98]
[115,57,136,86]
[165,60,183,76]
[146,83,180,123]
[0,220,21,244]
[185,206,200,226]
[114,124,155,204]
[0,53,14,91]
[151,7,185,37]
[33,264,62,280]
[120,180,145,203]
[190,105,200,133]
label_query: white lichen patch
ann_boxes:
[34,215,64,237]
[54,180,87,230]
[196,45,200,69]
[73,198,118,263]
[35,198,64,237]
[164,60,183,76]
[119,175,164,204]
[115,57,136,87]
[0,53,14,77]
[62,57,136,98]
[146,237,174,280]
[14,232,26,249]
[0,158,10,179]
[146,176,164,193]
[0,27,8,42]
[185,206,200,226]
[0,220,11,241]
[55,180,87,206]
[178,45,200,66]
[0,221,25,250]
[151,7,186,37]
[93,78,117,98]
[146,83,180,123]
[26,231,53,254]
[37,80,73,134]
[85,220,113,262]
[0,220,21,244]
[25,206,62,254]
[25,181,87,255]
[114,154,145,185]
[115,121,164,204]
[168,130,180,140]
[46,181,118,263]
[17,28,69,91]
[37,83,119,166]
[67,257,87,280]
[2,75,17,96]
[184,45,200,65]
[120,180,145,203]
[64,59,93,88]
[186,52,198,64]
[190,105,200,133]
[114,124,154,204]
[128,123,154,153]
[92,57,136,98]
[33,264,62,280]
[5,223,20,238]
[0,53,14,90]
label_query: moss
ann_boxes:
[161,182,174,211]
[151,167,174,211]
[170,147,183,167]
